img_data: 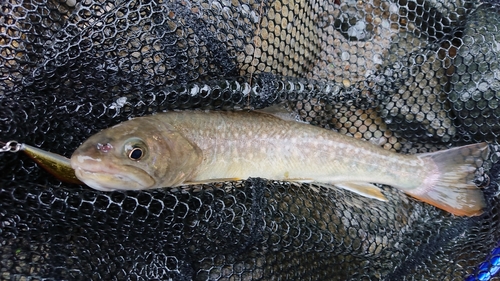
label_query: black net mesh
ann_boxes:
[1,0,500,280]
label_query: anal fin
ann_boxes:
[330,182,388,201]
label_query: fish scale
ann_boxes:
[71,110,489,216]
[162,111,421,185]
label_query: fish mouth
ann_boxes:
[71,157,156,191]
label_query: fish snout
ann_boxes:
[70,152,156,191]
[70,153,103,170]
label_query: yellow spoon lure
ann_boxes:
[1,140,83,185]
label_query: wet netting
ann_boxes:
[1,0,500,280]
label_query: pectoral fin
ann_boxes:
[332,182,388,201]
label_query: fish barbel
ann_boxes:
[71,110,489,216]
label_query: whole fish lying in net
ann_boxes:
[70,110,490,216]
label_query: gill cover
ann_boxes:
[151,116,204,187]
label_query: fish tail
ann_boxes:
[405,143,490,216]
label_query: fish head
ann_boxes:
[71,116,203,191]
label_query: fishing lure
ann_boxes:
[1,140,82,184]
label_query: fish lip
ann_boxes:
[71,157,156,191]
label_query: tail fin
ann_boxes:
[405,143,490,216]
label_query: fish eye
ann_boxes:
[128,147,144,161]
[123,138,148,161]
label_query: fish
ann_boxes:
[21,143,83,185]
[70,110,490,216]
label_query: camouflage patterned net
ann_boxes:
[1,0,500,280]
